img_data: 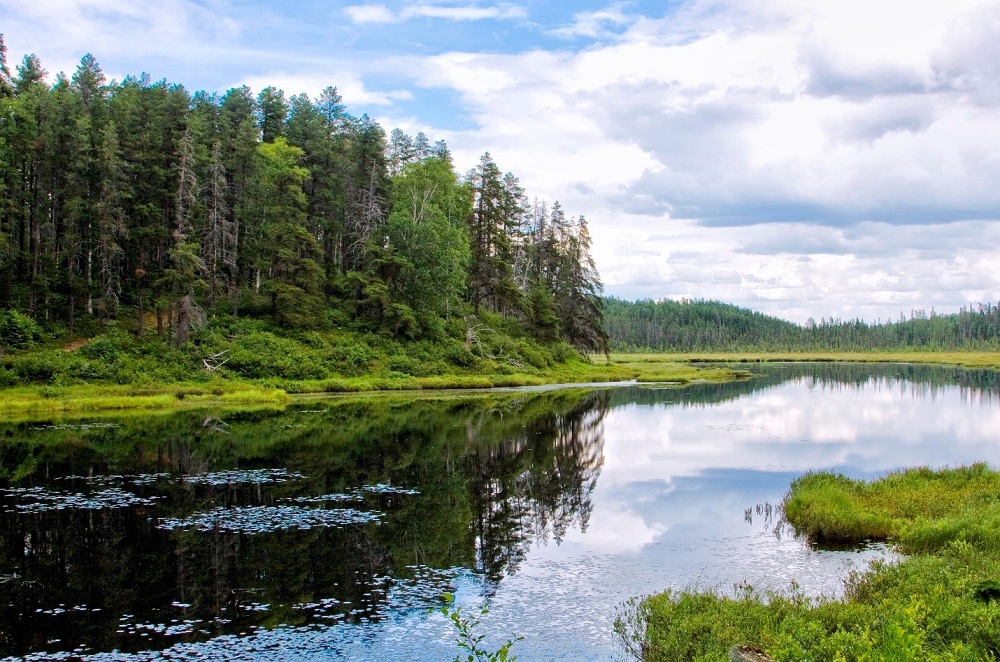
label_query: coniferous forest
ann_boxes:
[604,297,1000,352]
[0,38,608,374]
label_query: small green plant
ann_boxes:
[440,593,523,662]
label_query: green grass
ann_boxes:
[622,465,1000,661]
[0,322,755,416]
[0,381,290,421]
[785,465,1000,554]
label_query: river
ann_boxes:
[2,362,1000,660]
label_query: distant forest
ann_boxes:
[604,298,1000,352]
[0,37,607,354]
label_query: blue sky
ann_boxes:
[3,0,1000,323]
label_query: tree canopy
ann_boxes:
[0,40,608,356]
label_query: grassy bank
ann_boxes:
[620,465,1000,661]
[0,321,753,416]
[0,361,747,418]
[0,381,290,420]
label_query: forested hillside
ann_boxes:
[0,37,607,367]
[605,298,1000,351]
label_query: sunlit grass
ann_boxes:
[273,360,747,394]
[0,358,750,417]
[0,381,290,420]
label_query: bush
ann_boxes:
[0,310,42,349]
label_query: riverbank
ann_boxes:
[6,345,1000,419]
[620,465,1000,660]
[0,354,747,419]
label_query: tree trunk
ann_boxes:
[176,294,191,348]
[137,288,145,338]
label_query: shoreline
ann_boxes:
[4,350,1000,419]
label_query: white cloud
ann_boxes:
[239,72,412,106]
[343,2,526,25]
[343,4,396,24]
[549,7,634,39]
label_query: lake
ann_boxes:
[3,362,1000,660]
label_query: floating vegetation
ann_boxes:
[177,469,304,487]
[58,469,304,488]
[365,484,419,496]
[115,613,204,638]
[3,487,161,514]
[156,505,382,534]
[283,484,419,504]
[59,474,133,484]
[129,473,175,486]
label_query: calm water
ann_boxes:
[3,363,1000,660]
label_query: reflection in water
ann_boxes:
[468,393,607,582]
[0,390,608,659]
[0,363,999,659]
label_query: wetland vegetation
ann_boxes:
[621,465,1000,661]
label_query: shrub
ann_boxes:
[0,310,42,349]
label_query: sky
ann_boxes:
[3,0,1000,324]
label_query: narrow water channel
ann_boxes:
[2,363,1000,660]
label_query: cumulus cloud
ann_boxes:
[343,5,397,24]
[398,0,1000,231]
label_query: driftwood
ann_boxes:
[202,350,229,372]
[729,644,775,662]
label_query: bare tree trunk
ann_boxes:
[176,294,191,348]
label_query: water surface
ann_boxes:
[3,362,1000,660]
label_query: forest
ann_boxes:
[0,36,608,367]
[604,297,1000,352]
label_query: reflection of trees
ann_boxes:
[0,390,612,657]
[466,391,609,582]
[607,362,1000,410]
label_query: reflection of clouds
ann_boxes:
[541,499,668,555]
[602,380,1000,485]
[583,376,1000,563]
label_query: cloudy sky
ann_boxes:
[3,0,999,323]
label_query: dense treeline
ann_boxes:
[605,297,1000,351]
[0,38,607,356]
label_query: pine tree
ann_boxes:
[94,122,127,320]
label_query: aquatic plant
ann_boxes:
[440,593,523,662]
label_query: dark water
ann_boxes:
[2,363,1000,660]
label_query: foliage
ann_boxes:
[0,41,607,366]
[440,593,523,662]
[0,309,42,349]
